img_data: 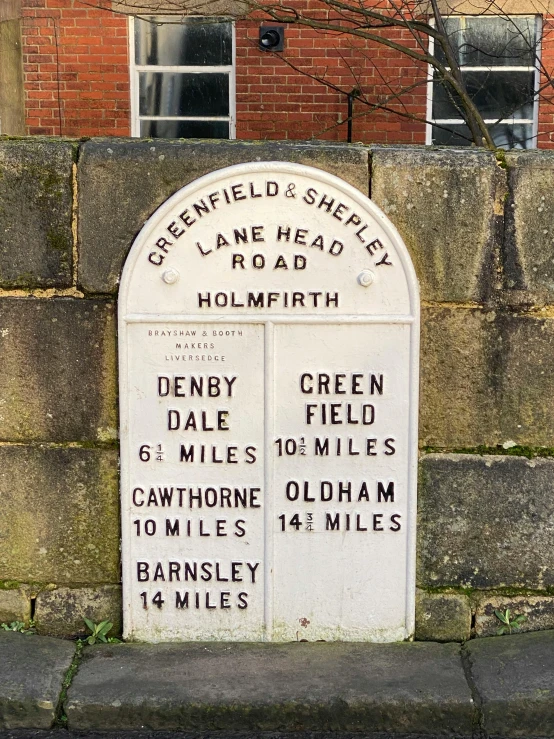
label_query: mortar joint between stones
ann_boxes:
[460,642,487,738]
[54,638,84,729]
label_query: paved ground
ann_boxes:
[3,736,553,739]
[0,734,496,739]
[2,630,554,736]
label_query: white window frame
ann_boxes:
[426,15,541,148]
[129,15,236,139]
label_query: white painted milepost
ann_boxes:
[119,162,419,642]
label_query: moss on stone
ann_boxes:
[0,298,117,443]
[421,585,554,598]
[415,590,471,642]
[50,439,119,450]
[46,227,70,253]
[421,445,554,459]
[54,639,84,728]
[419,455,554,590]
[0,445,120,585]
[0,271,36,288]
[419,585,477,597]
[495,149,508,169]
[0,140,73,287]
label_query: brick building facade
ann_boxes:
[2,0,554,147]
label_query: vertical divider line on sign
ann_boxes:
[120,317,132,639]
[263,320,275,641]
[405,319,420,639]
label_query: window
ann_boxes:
[131,16,235,139]
[427,16,540,148]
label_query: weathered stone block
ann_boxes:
[475,594,554,638]
[420,307,500,447]
[66,641,474,732]
[35,585,122,639]
[0,140,74,287]
[468,631,554,736]
[421,309,554,449]
[418,454,554,590]
[0,631,75,729]
[371,146,506,303]
[415,590,471,642]
[0,446,120,585]
[0,588,30,624]
[77,139,369,293]
[498,313,554,447]
[504,150,554,306]
[0,298,117,442]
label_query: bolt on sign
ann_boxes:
[119,162,420,642]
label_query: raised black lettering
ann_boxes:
[315,437,329,456]
[377,481,395,503]
[137,562,149,581]
[176,592,189,608]
[390,514,402,532]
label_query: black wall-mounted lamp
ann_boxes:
[259,25,285,52]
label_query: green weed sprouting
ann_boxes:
[494,608,527,635]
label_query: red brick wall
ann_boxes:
[235,20,428,144]
[20,0,428,142]
[21,0,130,137]
[538,19,554,148]
[18,1,554,147]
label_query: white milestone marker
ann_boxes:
[118,162,419,642]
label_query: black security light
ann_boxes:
[259,25,285,52]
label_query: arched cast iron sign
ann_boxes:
[118,162,420,643]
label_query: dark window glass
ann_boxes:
[433,70,535,121]
[436,16,536,67]
[140,119,230,138]
[139,72,229,117]
[432,76,464,119]
[432,122,473,146]
[432,121,533,149]
[135,17,232,66]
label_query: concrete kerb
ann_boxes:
[2,630,554,735]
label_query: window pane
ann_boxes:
[432,122,533,149]
[140,119,230,139]
[432,76,464,119]
[435,17,460,66]
[135,17,232,66]
[488,122,534,149]
[432,122,473,146]
[465,70,534,120]
[436,16,536,67]
[461,17,535,67]
[433,70,534,121]
[139,72,229,117]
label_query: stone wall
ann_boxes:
[0,137,553,642]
